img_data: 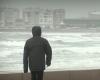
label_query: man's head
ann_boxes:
[32,26,41,37]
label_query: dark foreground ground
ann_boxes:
[0,69,100,80]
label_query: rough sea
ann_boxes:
[0,32,100,73]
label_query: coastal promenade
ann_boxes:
[0,69,100,80]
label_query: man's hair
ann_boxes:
[32,26,41,37]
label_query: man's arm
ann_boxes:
[23,41,29,73]
[44,40,52,67]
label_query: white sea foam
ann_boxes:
[1,32,100,72]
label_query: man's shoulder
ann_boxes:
[26,37,33,42]
[26,37,48,43]
[40,37,48,42]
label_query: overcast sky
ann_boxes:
[0,0,100,18]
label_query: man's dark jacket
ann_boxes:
[23,36,52,72]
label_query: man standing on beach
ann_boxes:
[23,26,52,80]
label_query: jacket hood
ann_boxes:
[32,26,41,37]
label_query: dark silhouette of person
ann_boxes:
[23,26,52,80]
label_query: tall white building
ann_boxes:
[53,9,65,28]
[0,8,3,27]
[2,8,19,27]
[39,9,53,29]
[23,8,40,28]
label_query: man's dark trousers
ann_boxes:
[31,71,44,80]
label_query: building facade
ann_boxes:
[0,7,66,30]
[39,9,53,29]
[2,8,19,28]
[53,9,65,28]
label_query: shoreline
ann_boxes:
[1,68,100,74]
[0,29,100,33]
[0,30,100,33]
